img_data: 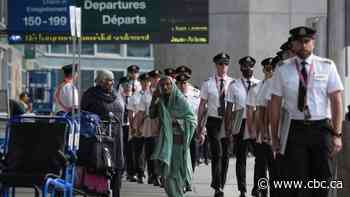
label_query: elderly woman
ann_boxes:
[149,77,197,197]
[81,69,124,197]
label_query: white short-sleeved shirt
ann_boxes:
[246,81,262,107]
[200,75,234,118]
[226,77,260,118]
[119,79,142,95]
[270,54,344,120]
[184,90,200,116]
[136,90,152,116]
[253,79,273,107]
[54,81,79,112]
[127,91,141,112]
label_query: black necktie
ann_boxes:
[247,80,251,91]
[297,61,308,112]
[219,79,225,108]
[123,96,129,123]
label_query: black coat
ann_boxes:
[81,86,125,170]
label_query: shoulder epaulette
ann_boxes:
[251,83,258,88]
[229,80,236,85]
[320,58,332,64]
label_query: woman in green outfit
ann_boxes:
[150,76,197,197]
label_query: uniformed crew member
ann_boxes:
[224,56,260,197]
[148,68,164,187]
[126,73,144,183]
[54,64,79,113]
[176,73,200,192]
[118,77,134,180]
[197,52,234,197]
[149,69,163,93]
[176,65,201,98]
[135,73,161,186]
[246,57,276,197]
[164,67,177,79]
[279,37,296,60]
[270,26,344,197]
[118,77,136,182]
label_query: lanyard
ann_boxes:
[215,75,225,96]
[294,59,314,88]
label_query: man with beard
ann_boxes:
[224,56,260,197]
[270,26,344,197]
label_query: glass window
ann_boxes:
[51,45,67,54]
[81,70,94,93]
[112,71,124,83]
[97,44,121,54]
[69,44,94,55]
[0,0,5,26]
[127,44,151,57]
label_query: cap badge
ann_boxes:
[300,28,306,36]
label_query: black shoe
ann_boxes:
[153,177,160,186]
[159,177,165,188]
[185,184,192,192]
[127,175,137,182]
[214,189,224,197]
[239,192,246,197]
[147,176,154,184]
[137,176,144,184]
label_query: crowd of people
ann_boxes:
[49,25,345,197]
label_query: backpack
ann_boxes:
[80,111,101,138]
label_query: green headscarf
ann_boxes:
[152,77,197,181]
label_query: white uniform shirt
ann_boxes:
[127,91,141,112]
[184,89,200,116]
[54,80,79,112]
[136,89,153,116]
[254,79,272,107]
[119,79,142,95]
[246,82,262,107]
[271,54,344,120]
[200,75,234,118]
[226,77,260,118]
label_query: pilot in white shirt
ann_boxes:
[224,56,260,197]
[197,52,233,196]
[270,26,344,197]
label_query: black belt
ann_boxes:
[291,119,329,126]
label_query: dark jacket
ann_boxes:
[81,86,125,170]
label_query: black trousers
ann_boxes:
[233,120,249,193]
[144,137,157,178]
[206,117,230,190]
[126,137,136,176]
[122,126,129,173]
[252,142,274,197]
[190,137,197,172]
[132,137,145,177]
[112,170,122,197]
[281,120,334,197]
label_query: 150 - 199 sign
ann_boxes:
[23,16,68,27]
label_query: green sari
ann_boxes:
[151,78,197,197]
